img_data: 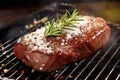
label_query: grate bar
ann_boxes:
[0,39,17,53]
[8,65,24,78]
[16,74,23,80]
[15,67,33,80]
[116,73,120,80]
[75,35,120,80]
[105,58,120,80]
[0,18,47,80]
[0,52,14,64]
[0,17,120,80]
[0,20,44,53]
[55,66,70,80]
[0,39,13,47]
[25,77,28,80]
[0,47,13,58]
[73,29,119,79]
[0,39,15,51]
[84,37,120,80]
[95,46,120,80]
[65,59,86,80]
[36,73,47,80]
[13,66,32,80]
[24,69,35,80]
[66,50,98,79]
[1,61,20,77]
[5,57,17,67]
[5,61,20,76]
[74,50,101,80]
[0,55,16,72]
[44,72,55,80]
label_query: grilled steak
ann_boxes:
[14,16,110,72]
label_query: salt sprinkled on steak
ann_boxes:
[14,14,110,72]
[18,16,104,54]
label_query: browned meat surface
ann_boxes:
[14,16,110,72]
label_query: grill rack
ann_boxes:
[0,23,120,80]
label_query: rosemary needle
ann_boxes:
[44,9,82,37]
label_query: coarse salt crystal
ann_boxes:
[66,34,72,39]
[61,42,64,46]
[21,27,53,54]
[39,67,43,70]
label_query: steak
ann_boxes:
[14,16,110,72]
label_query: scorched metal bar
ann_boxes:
[95,46,120,80]
[105,58,120,80]
[65,59,86,80]
[75,33,120,80]
[116,73,120,80]
[55,66,70,80]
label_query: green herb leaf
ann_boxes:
[44,9,82,37]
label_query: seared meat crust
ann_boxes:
[14,16,110,72]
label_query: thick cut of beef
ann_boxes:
[14,15,110,72]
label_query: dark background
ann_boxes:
[0,0,119,8]
[0,0,119,42]
[0,0,119,29]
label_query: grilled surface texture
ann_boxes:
[14,16,110,72]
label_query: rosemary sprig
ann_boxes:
[44,9,82,37]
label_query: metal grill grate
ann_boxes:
[0,23,120,80]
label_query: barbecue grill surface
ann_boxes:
[0,7,120,80]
